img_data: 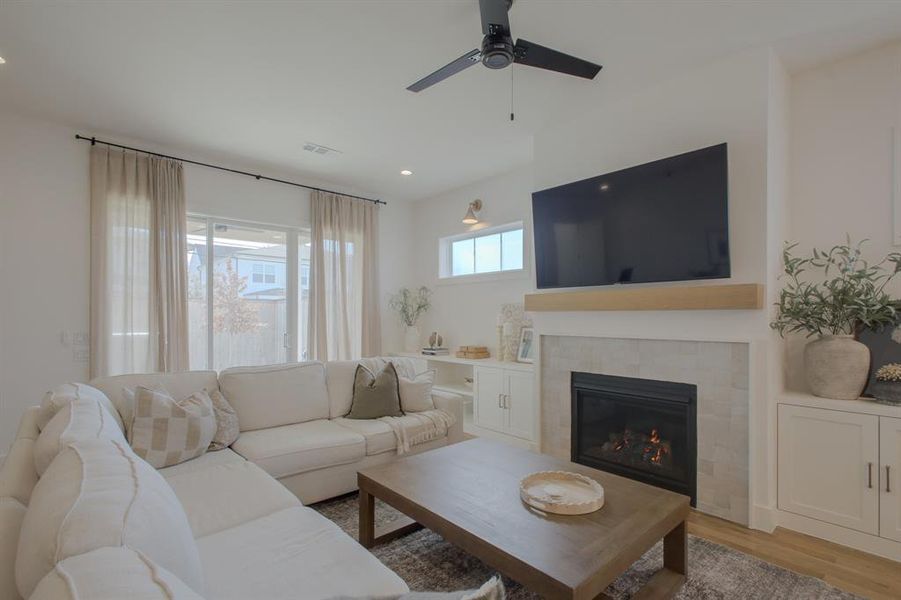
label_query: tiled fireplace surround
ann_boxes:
[541,335,750,525]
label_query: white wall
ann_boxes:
[0,109,412,453]
[406,167,535,354]
[786,41,901,390]
[0,112,91,452]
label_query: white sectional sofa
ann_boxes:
[0,359,464,600]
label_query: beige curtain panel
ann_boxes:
[307,190,380,361]
[90,146,189,377]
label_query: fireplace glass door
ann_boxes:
[572,373,696,504]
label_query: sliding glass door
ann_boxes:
[186,216,309,370]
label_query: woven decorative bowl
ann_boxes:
[519,471,605,515]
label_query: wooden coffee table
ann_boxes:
[358,438,689,600]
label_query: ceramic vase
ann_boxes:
[404,325,420,353]
[804,334,870,400]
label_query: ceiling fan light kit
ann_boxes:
[406,0,602,93]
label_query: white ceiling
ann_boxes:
[1,1,900,202]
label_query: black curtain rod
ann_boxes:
[74,134,386,206]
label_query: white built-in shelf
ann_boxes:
[433,383,474,399]
[394,352,534,373]
[778,391,901,418]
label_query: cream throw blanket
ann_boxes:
[379,409,456,455]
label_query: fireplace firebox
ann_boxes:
[571,372,697,505]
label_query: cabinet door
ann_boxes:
[474,367,506,434]
[880,416,901,542]
[778,405,879,534]
[505,371,535,441]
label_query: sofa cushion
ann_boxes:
[332,417,397,455]
[197,506,409,600]
[325,357,426,418]
[29,546,203,600]
[346,362,403,420]
[231,419,365,478]
[0,407,40,505]
[33,396,126,476]
[158,447,246,479]
[325,360,360,418]
[219,362,329,431]
[398,369,437,412]
[128,387,217,468]
[38,382,124,433]
[89,370,219,427]
[165,460,300,538]
[0,497,25,600]
[208,389,240,450]
[15,439,204,598]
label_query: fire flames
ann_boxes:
[597,427,672,469]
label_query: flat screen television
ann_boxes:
[531,143,729,289]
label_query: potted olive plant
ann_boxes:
[388,286,432,352]
[771,238,901,400]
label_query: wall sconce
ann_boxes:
[462,199,482,224]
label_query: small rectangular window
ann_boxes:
[452,238,475,276]
[441,222,524,279]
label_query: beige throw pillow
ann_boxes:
[208,389,240,451]
[398,370,436,413]
[128,387,216,468]
[346,363,403,419]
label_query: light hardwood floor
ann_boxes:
[688,511,901,600]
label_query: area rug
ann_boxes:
[313,494,861,600]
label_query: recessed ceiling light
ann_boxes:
[400,169,413,176]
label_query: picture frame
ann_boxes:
[858,316,901,398]
[517,327,535,363]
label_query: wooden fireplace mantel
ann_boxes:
[523,283,764,312]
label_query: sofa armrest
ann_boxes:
[432,391,465,444]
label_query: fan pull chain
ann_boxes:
[510,65,515,122]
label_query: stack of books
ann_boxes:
[456,346,490,359]
[421,347,449,356]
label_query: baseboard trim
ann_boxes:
[750,504,778,533]
[776,509,901,562]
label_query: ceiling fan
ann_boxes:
[406,0,602,93]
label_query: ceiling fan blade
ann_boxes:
[406,49,481,92]
[479,0,511,36]
[513,38,602,80]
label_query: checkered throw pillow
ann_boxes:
[128,386,216,468]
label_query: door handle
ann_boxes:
[867,462,873,489]
[887,465,892,493]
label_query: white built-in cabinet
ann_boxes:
[778,403,900,542]
[474,366,536,442]
[395,353,537,446]
[881,416,901,542]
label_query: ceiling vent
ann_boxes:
[303,142,342,156]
